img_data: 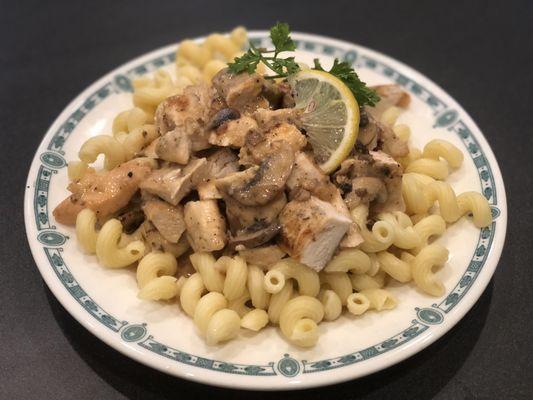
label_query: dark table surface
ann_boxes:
[2,1,532,399]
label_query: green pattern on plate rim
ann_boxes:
[31,33,500,377]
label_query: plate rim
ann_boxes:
[23,30,507,390]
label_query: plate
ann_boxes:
[24,31,507,390]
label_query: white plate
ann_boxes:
[24,31,507,390]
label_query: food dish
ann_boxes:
[26,26,508,390]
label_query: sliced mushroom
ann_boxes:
[216,142,294,206]
[223,192,287,234]
[208,108,240,130]
[228,220,281,250]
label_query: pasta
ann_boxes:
[56,25,495,348]
[78,135,127,170]
[190,252,225,293]
[279,296,324,347]
[179,273,206,317]
[411,244,449,296]
[247,265,270,309]
[223,256,248,301]
[136,252,179,300]
[268,280,294,324]
[346,293,370,315]
[95,219,145,268]
[359,289,397,311]
[323,249,371,274]
[265,259,320,297]
[319,272,353,304]
[75,208,98,254]
[206,309,241,345]
[376,251,412,283]
[194,292,227,334]
[319,289,342,321]
[227,289,252,318]
[350,270,386,291]
[241,309,269,331]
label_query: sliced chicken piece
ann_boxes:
[223,192,287,234]
[53,159,153,225]
[239,123,306,166]
[238,245,286,268]
[367,84,411,120]
[198,148,239,200]
[139,137,160,159]
[228,220,281,250]
[208,115,258,148]
[279,196,352,271]
[184,200,227,252]
[142,199,186,243]
[216,142,294,206]
[155,129,192,164]
[154,84,216,164]
[287,152,363,248]
[139,158,207,205]
[253,108,303,131]
[155,84,215,135]
[212,69,268,113]
[140,221,190,259]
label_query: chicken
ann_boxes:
[139,158,207,205]
[367,84,411,120]
[212,69,268,113]
[238,245,286,268]
[155,129,192,164]
[140,220,190,259]
[53,159,153,225]
[154,84,217,164]
[287,152,363,248]
[208,115,258,148]
[216,142,294,206]
[183,200,227,252]
[279,196,352,271]
[155,84,215,135]
[239,123,307,166]
[252,108,303,131]
[197,148,239,200]
[142,199,186,243]
[335,150,405,213]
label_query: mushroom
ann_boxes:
[228,220,281,250]
[216,142,294,206]
[208,108,240,130]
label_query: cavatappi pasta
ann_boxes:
[59,26,494,348]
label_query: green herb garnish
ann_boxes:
[313,59,380,107]
[228,22,380,107]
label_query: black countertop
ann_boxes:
[2,1,532,399]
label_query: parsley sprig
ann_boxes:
[228,22,380,107]
[313,59,381,107]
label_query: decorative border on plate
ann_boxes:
[30,33,499,377]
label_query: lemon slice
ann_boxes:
[288,69,359,174]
